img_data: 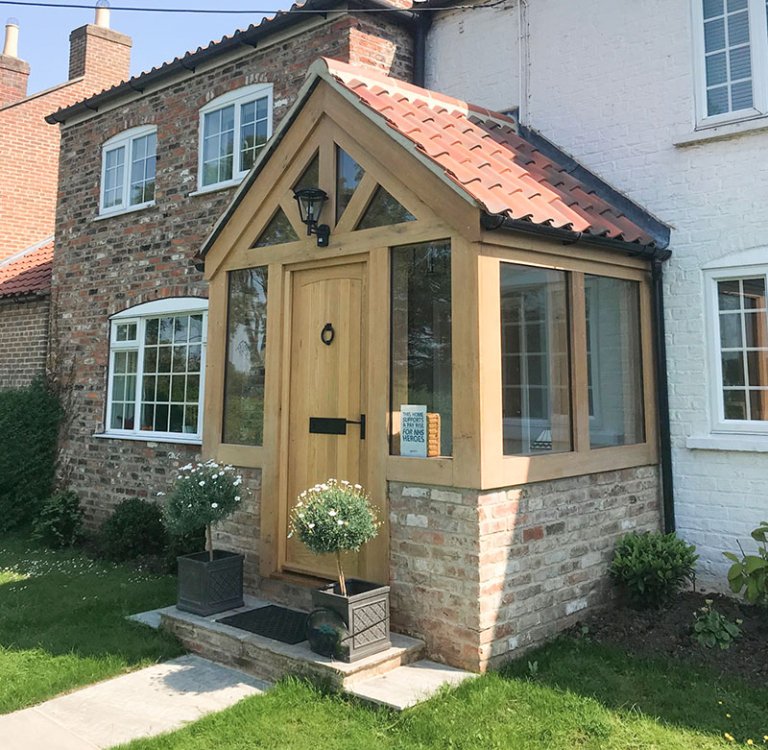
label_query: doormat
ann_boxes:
[217,605,308,645]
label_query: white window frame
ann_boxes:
[104,298,208,444]
[704,252,768,436]
[99,125,158,216]
[197,83,273,192]
[692,0,768,128]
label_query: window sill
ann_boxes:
[94,432,202,446]
[188,178,244,198]
[93,201,156,221]
[674,116,768,147]
[686,434,768,453]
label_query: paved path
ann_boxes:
[0,655,269,750]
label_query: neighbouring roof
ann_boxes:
[202,59,669,256]
[45,0,415,126]
[0,238,54,299]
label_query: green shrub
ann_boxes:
[609,531,698,609]
[723,521,768,608]
[691,599,742,650]
[0,380,62,531]
[99,497,167,562]
[32,490,84,549]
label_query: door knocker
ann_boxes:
[321,322,335,346]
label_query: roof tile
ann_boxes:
[325,60,657,247]
[0,240,53,298]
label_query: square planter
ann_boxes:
[311,578,391,662]
[176,550,244,616]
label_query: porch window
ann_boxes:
[500,264,572,456]
[106,298,207,443]
[390,241,452,457]
[586,275,645,448]
[222,267,269,445]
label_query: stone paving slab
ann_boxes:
[0,655,269,750]
[347,659,477,710]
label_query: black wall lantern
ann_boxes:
[293,187,331,247]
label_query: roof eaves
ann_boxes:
[46,0,418,126]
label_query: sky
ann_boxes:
[5,0,294,93]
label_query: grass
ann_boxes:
[0,533,183,713]
[117,637,768,750]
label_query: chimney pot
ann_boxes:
[94,0,110,29]
[3,19,19,58]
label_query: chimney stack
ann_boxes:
[0,19,30,107]
[69,2,131,84]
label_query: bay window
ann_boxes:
[106,298,207,442]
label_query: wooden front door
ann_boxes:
[283,261,367,578]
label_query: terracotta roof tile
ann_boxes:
[324,60,657,247]
[0,240,53,298]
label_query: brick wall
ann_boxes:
[426,0,768,590]
[0,295,49,389]
[0,23,131,261]
[52,14,412,524]
[0,53,30,107]
[390,466,661,672]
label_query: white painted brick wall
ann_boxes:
[427,0,768,589]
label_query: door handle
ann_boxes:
[345,414,365,440]
[308,414,365,439]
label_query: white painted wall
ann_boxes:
[427,0,768,589]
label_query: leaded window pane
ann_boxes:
[252,208,299,247]
[358,186,416,230]
[336,146,364,223]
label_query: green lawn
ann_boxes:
[0,533,183,713]
[118,637,768,750]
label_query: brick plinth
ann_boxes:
[389,465,661,672]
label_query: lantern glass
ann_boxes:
[293,187,328,226]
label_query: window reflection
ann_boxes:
[223,267,269,445]
[391,241,452,457]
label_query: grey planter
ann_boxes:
[310,579,391,662]
[176,550,244,616]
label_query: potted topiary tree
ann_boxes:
[289,479,390,661]
[163,460,245,616]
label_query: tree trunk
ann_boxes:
[335,551,347,597]
[206,524,213,562]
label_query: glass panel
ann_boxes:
[718,279,741,309]
[724,389,747,419]
[252,208,299,247]
[750,390,768,420]
[223,268,269,445]
[745,311,768,348]
[719,312,742,348]
[240,95,269,173]
[294,154,319,192]
[747,350,768,386]
[704,0,724,19]
[189,315,203,343]
[103,145,125,208]
[390,241,452,457]
[336,146,364,223]
[586,275,645,448]
[743,277,766,308]
[202,105,235,186]
[500,264,571,456]
[109,344,138,431]
[722,351,745,386]
[358,186,416,230]
[129,132,156,206]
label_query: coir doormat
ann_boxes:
[217,605,308,645]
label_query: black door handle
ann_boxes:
[308,414,365,439]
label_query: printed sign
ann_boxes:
[400,405,427,458]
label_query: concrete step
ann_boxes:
[156,599,425,691]
[347,659,477,710]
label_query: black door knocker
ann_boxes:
[321,322,335,346]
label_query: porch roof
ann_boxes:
[201,58,670,257]
[0,237,53,299]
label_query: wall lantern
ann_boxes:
[293,187,331,247]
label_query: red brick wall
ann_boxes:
[0,296,49,389]
[52,14,413,530]
[0,25,131,261]
[69,25,131,83]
